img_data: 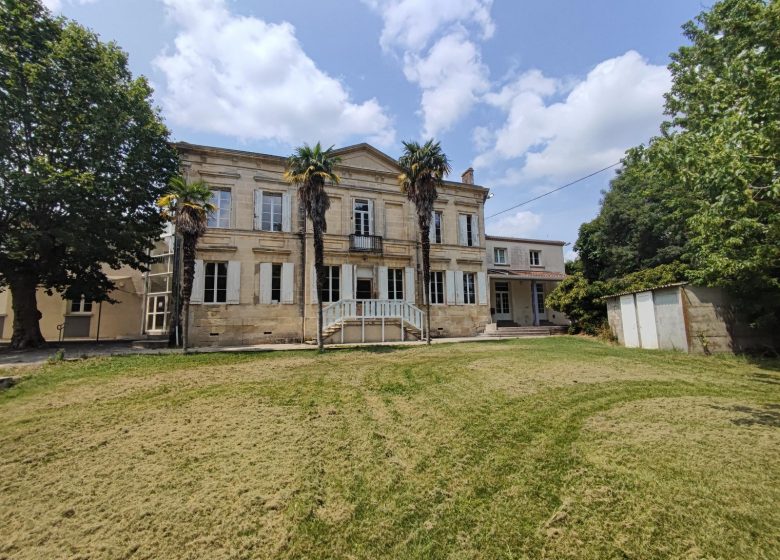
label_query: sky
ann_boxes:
[45,0,706,257]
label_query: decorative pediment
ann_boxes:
[333,143,400,175]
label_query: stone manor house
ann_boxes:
[0,143,568,346]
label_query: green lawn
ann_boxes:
[1,338,779,559]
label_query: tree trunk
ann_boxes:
[298,203,307,343]
[9,273,46,349]
[313,225,325,352]
[419,216,432,345]
[180,233,197,351]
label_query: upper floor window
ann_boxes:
[204,261,228,303]
[261,192,283,232]
[494,247,508,265]
[354,199,372,235]
[69,298,92,314]
[429,271,444,304]
[321,265,340,303]
[459,213,478,247]
[463,272,476,304]
[433,211,443,244]
[529,250,542,266]
[208,190,231,229]
[271,263,282,303]
[388,268,404,300]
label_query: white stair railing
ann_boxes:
[321,299,425,342]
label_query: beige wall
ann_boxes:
[485,236,566,272]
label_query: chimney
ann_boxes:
[461,167,474,185]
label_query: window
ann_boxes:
[388,268,404,300]
[494,282,510,314]
[69,298,92,314]
[261,192,283,232]
[204,262,228,303]
[466,215,474,246]
[494,247,507,265]
[529,250,541,266]
[463,272,476,304]
[208,190,231,229]
[429,271,444,304]
[354,199,371,235]
[535,283,545,313]
[460,213,477,247]
[271,264,282,303]
[433,211,443,244]
[320,265,340,303]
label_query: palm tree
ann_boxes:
[157,176,215,350]
[398,139,452,345]
[284,143,341,351]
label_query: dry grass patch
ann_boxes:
[0,337,778,559]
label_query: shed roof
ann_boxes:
[601,282,688,300]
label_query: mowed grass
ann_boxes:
[1,338,779,560]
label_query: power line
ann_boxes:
[485,161,621,220]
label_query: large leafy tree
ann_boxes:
[284,143,340,352]
[0,0,178,348]
[398,139,451,344]
[157,177,214,350]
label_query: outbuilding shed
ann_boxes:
[603,283,775,354]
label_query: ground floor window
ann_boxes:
[388,268,404,300]
[205,262,228,303]
[429,271,444,304]
[69,298,93,314]
[494,282,510,314]
[535,283,545,313]
[271,263,282,303]
[463,272,476,304]
[321,265,340,302]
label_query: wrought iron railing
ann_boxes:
[349,234,383,253]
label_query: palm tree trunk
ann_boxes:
[313,225,325,352]
[180,233,196,351]
[9,272,46,349]
[420,226,432,345]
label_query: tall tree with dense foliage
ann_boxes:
[0,0,178,348]
[398,139,451,344]
[157,177,214,350]
[284,143,340,351]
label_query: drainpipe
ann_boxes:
[531,280,539,326]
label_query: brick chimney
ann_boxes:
[461,167,474,185]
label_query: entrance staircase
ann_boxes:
[314,299,425,343]
[482,321,568,338]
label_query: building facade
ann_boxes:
[0,142,569,346]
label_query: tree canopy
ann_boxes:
[0,0,178,347]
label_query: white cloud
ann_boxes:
[364,0,494,137]
[403,31,489,137]
[475,50,670,183]
[154,0,395,147]
[486,210,542,237]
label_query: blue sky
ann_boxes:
[47,0,705,255]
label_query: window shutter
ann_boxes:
[458,214,468,246]
[477,272,487,305]
[454,270,464,304]
[445,270,456,304]
[281,263,294,304]
[405,267,415,303]
[377,266,388,300]
[367,199,374,235]
[341,264,354,300]
[310,264,319,304]
[429,212,435,242]
[226,261,241,304]
[282,192,292,232]
[259,262,272,304]
[254,190,263,230]
[472,214,480,246]
[191,259,205,304]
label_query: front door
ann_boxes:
[494,281,512,321]
[534,283,547,321]
[356,278,372,300]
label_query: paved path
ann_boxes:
[0,335,549,370]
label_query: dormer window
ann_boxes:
[530,250,541,266]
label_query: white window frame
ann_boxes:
[204,261,228,303]
[387,268,404,300]
[433,211,443,244]
[530,250,542,267]
[429,271,445,305]
[494,247,508,265]
[353,198,372,236]
[208,189,231,229]
[68,297,93,315]
[261,192,283,232]
[535,283,545,313]
[321,265,341,303]
[463,272,476,305]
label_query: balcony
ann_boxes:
[349,234,383,254]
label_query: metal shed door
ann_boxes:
[635,291,659,349]
[620,294,640,348]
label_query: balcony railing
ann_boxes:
[349,233,383,253]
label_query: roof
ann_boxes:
[485,235,566,246]
[488,269,567,281]
[601,282,688,300]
